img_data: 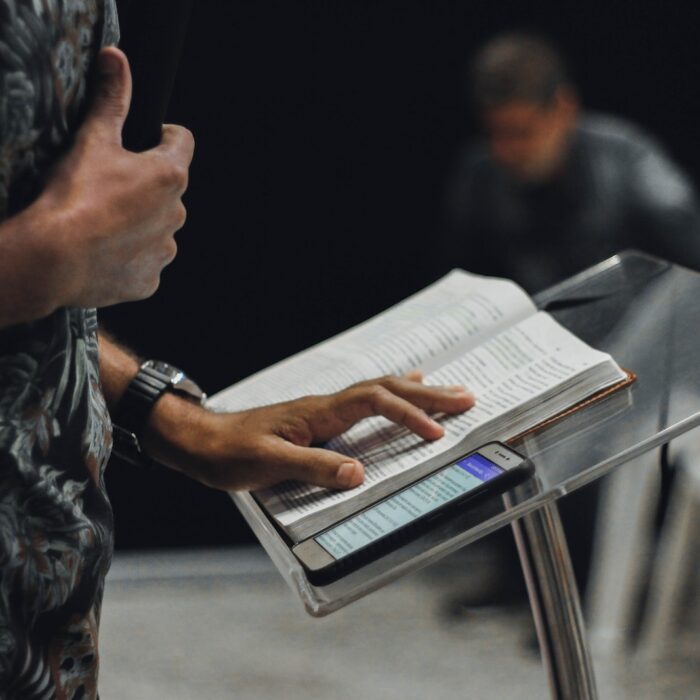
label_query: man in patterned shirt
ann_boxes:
[0,2,475,698]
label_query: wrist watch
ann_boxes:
[111,359,207,466]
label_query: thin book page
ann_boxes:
[208,270,536,413]
[257,311,623,528]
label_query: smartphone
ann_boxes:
[292,442,533,584]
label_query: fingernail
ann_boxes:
[337,462,360,488]
[99,52,119,75]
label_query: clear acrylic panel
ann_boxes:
[230,251,700,616]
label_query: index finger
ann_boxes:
[378,376,475,415]
[318,379,475,443]
[155,123,195,168]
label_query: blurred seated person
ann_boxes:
[438,34,700,606]
[441,32,700,292]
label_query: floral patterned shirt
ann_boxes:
[0,2,119,698]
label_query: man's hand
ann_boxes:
[142,373,475,492]
[36,46,193,308]
[0,46,194,327]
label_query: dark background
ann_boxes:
[102,0,700,550]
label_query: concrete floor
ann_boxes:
[98,547,700,699]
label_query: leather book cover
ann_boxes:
[507,369,637,446]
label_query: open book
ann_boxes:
[208,270,634,541]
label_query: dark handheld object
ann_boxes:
[118,0,194,151]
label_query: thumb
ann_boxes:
[279,443,365,490]
[82,47,132,144]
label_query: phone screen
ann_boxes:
[314,453,506,561]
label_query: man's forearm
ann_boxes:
[97,331,141,409]
[0,201,70,329]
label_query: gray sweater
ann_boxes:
[442,113,700,292]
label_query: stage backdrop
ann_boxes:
[102,0,700,549]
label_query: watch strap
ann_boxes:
[111,423,157,467]
[113,363,173,439]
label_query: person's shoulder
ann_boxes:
[581,113,696,207]
[446,140,498,191]
[444,140,501,219]
[577,112,663,158]
[453,139,492,171]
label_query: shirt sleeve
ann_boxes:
[625,143,700,270]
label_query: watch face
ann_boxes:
[144,359,183,382]
[141,360,206,405]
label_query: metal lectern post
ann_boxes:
[511,501,598,700]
